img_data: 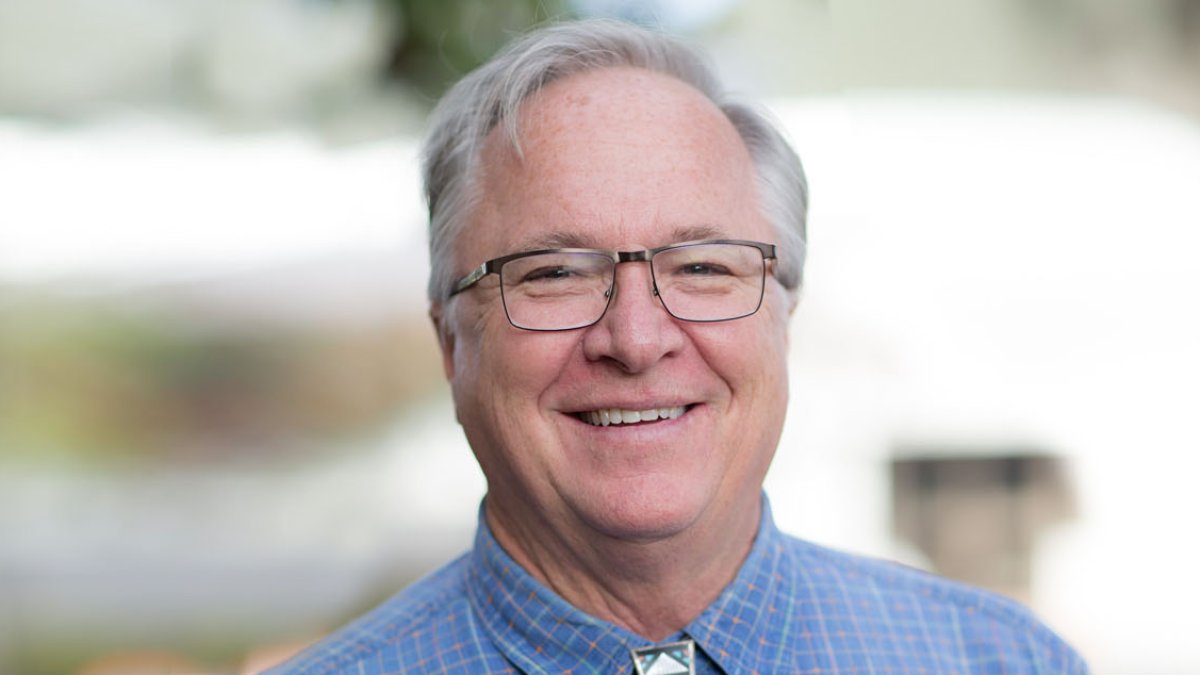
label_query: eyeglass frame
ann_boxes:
[446,238,779,331]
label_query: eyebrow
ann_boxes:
[670,224,724,244]
[519,231,596,250]
[515,224,727,252]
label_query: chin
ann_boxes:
[572,476,712,542]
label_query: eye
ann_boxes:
[521,266,575,283]
[677,262,732,276]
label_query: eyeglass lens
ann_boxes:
[499,242,766,331]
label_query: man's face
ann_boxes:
[437,67,792,543]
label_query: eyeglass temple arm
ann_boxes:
[449,261,493,297]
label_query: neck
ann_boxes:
[485,495,761,642]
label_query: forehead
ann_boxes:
[469,67,767,255]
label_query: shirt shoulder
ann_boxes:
[262,553,507,674]
[777,533,1089,673]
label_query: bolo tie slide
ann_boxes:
[630,639,696,675]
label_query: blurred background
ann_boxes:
[2,0,1199,673]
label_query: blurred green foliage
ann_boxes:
[0,292,443,465]
[379,0,574,99]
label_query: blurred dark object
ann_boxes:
[379,0,573,99]
[892,451,1076,603]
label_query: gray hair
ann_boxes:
[422,19,807,303]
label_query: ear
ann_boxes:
[775,281,800,352]
[429,302,456,380]
[786,287,800,317]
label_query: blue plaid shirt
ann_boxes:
[267,500,1087,674]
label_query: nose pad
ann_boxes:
[581,263,683,371]
[591,267,662,330]
[602,267,658,304]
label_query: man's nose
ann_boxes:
[580,262,686,373]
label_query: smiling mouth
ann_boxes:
[574,405,690,427]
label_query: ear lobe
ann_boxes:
[429,303,456,380]
[776,286,799,353]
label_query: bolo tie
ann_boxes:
[630,639,696,675]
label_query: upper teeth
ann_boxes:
[581,406,686,427]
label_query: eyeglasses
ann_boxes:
[448,239,777,331]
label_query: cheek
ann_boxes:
[727,316,791,466]
[755,318,791,411]
[698,312,789,384]
[449,323,581,486]
[694,307,791,447]
[452,313,579,420]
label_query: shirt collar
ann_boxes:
[465,506,642,673]
[683,499,791,674]
[465,497,790,674]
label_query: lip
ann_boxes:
[565,399,696,413]
[564,403,700,428]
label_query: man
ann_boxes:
[269,19,1087,674]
